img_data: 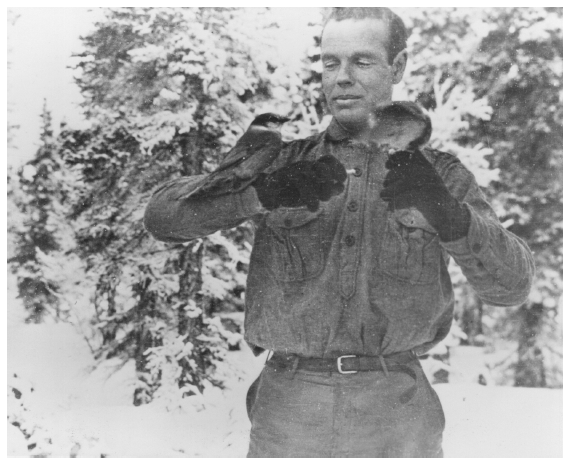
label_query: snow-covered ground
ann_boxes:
[7,321,562,458]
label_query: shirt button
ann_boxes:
[388,148,397,155]
[353,167,362,177]
[472,243,482,253]
[345,235,356,246]
[347,200,358,212]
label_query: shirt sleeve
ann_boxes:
[436,155,535,307]
[142,137,318,243]
[143,175,267,243]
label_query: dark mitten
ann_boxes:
[253,155,347,212]
[380,150,470,242]
[311,155,348,201]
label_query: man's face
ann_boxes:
[321,18,403,134]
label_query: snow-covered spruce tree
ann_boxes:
[65,7,316,407]
[8,103,65,323]
[468,8,562,387]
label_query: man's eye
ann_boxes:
[357,60,373,68]
[323,61,338,70]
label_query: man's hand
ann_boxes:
[253,155,347,212]
[380,150,470,242]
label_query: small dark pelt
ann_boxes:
[184,113,289,199]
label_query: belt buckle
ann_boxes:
[337,355,357,374]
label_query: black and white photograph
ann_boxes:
[6,6,563,458]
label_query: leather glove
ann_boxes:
[253,155,347,212]
[380,150,470,242]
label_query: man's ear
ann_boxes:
[391,49,407,84]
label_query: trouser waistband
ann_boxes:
[267,350,419,404]
[270,350,415,373]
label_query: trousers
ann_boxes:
[246,354,445,458]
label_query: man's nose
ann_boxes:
[336,62,354,87]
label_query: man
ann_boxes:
[144,7,535,457]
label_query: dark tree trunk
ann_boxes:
[459,295,484,346]
[177,242,205,393]
[132,274,159,406]
[514,303,547,387]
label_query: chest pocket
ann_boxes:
[380,213,441,285]
[265,208,325,283]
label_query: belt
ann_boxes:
[268,350,419,404]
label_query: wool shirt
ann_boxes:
[144,118,535,357]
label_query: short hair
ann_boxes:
[322,7,408,65]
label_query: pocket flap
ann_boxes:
[266,207,322,230]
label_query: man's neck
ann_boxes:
[337,120,373,143]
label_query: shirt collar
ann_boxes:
[324,118,352,142]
